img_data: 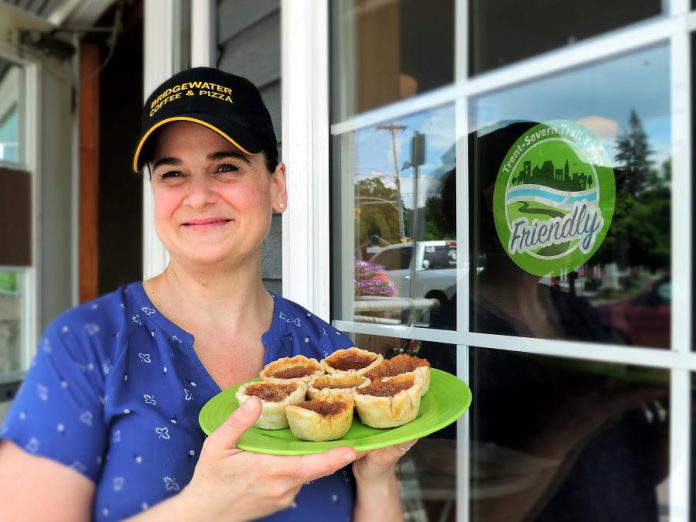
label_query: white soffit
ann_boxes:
[47,0,115,27]
[0,2,54,33]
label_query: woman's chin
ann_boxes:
[171,248,257,270]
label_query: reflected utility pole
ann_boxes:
[377,123,407,240]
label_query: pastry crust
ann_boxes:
[286,395,354,442]
[322,347,383,376]
[307,373,367,400]
[366,354,431,396]
[260,355,324,384]
[353,373,423,428]
[235,381,307,430]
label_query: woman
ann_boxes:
[0,67,410,521]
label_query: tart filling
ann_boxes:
[260,355,324,384]
[353,373,423,428]
[307,374,367,400]
[366,354,431,396]
[286,395,354,442]
[322,347,383,376]
[235,381,307,430]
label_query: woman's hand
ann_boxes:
[352,441,416,522]
[352,440,416,483]
[181,396,359,522]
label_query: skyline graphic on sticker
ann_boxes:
[493,120,616,277]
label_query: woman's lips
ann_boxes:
[181,218,232,230]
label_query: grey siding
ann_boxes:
[6,0,66,18]
[217,0,282,294]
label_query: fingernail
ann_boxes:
[242,396,259,412]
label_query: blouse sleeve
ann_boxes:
[1,318,108,481]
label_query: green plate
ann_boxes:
[199,368,472,455]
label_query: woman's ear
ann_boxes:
[271,162,288,213]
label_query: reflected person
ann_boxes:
[422,121,668,522]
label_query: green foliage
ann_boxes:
[0,272,17,293]
[594,110,669,271]
[355,177,402,244]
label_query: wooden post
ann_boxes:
[79,42,100,302]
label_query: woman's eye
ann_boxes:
[160,170,183,180]
[217,164,239,173]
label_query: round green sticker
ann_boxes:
[493,121,615,277]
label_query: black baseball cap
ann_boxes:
[132,67,277,172]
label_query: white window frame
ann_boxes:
[281,0,332,318]
[284,1,694,521]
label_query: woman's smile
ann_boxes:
[181,216,234,231]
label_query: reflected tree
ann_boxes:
[593,110,669,276]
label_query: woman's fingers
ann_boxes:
[356,440,418,461]
[396,440,417,454]
[272,447,358,482]
[203,396,262,452]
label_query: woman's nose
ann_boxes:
[185,175,218,207]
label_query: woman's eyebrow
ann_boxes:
[151,151,250,171]
[152,157,181,170]
[208,151,250,164]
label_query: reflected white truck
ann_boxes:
[368,241,457,308]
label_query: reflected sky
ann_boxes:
[471,44,671,167]
[350,44,671,213]
[353,105,455,210]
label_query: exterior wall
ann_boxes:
[217,0,282,295]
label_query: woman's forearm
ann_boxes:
[354,471,404,522]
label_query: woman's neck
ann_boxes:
[143,259,273,334]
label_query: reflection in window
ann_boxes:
[0,59,22,163]
[468,45,671,348]
[470,0,662,75]
[0,106,18,162]
[468,350,669,522]
[331,0,454,120]
[339,105,457,328]
[0,270,22,375]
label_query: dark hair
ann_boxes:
[262,145,279,173]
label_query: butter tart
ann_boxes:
[260,355,324,384]
[285,395,355,442]
[322,347,383,376]
[353,373,423,428]
[307,373,367,400]
[235,381,307,430]
[366,354,431,396]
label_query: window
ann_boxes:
[329,1,691,520]
[0,57,32,395]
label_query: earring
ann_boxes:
[278,203,285,210]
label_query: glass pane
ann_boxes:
[331,0,455,121]
[0,270,24,379]
[470,0,663,75]
[337,104,457,329]
[347,332,459,520]
[0,59,24,163]
[468,45,671,348]
[469,349,669,521]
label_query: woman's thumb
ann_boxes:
[204,396,262,451]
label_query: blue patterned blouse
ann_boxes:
[1,282,356,521]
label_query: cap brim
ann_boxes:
[132,114,265,173]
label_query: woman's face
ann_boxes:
[149,121,286,269]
